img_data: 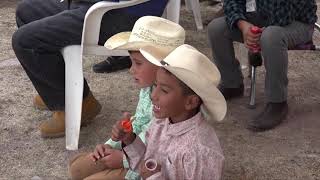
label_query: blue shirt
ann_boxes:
[121,0,168,17]
[91,0,168,17]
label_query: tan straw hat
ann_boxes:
[140,44,227,122]
[104,16,185,60]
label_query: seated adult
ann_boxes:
[12,0,168,138]
[207,0,317,131]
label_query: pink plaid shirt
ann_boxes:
[123,112,224,180]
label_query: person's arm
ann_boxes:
[223,0,247,30]
[122,136,146,171]
[110,118,146,171]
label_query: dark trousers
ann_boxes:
[12,0,139,110]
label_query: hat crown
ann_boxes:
[163,44,221,86]
[129,16,185,50]
[104,16,185,59]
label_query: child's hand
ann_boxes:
[111,112,136,145]
[89,144,112,162]
[111,121,135,145]
[99,149,124,169]
[237,20,262,50]
[139,159,161,179]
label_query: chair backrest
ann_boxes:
[82,0,149,46]
[81,0,149,56]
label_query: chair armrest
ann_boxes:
[81,0,150,46]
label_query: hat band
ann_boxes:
[160,60,170,66]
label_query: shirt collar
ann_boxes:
[164,112,202,136]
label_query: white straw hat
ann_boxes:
[104,16,185,60]
[140,44,227,122]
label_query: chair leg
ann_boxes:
[249,65,257,109]
[187,0,203,30]
[165,0,181,23]
[185,0,191,11]
[61,45,83,150]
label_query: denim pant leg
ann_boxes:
[260,22,314,103]
[12,0,91,110]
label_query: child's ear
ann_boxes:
[185,95,201,111]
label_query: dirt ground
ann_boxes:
[0,0,320,179]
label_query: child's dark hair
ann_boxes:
[163,69,196,96]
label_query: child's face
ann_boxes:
[151,68,198,123]
[129,51,158,88]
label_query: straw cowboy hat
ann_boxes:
[140,44,227,122]
[104,16,185,60]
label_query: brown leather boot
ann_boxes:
[33,95,48,110]
[247,101,288,132]
[39,92,102,138]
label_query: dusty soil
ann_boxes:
[0,0,320,179]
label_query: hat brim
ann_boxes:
[104,32,148,50]
[104,32,171,60]
[139,45,177,67]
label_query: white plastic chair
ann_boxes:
[165,0,203,30]
[61,0,149,150]
[61,0,203,150]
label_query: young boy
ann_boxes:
[68,16,185,180]
[112,44,227,179]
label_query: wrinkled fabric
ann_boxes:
[124,112,224,180]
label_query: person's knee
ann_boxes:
[12,21,39,52]
[12,29,24,53]
[11,27,31,53]
[68,155,85,180]
[68,153,99,180]
[15,0,29,23]
[207,17,228,40]
[260,26,287,50]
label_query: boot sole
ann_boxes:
[247,107,288,132]
[34,105,49,111]
[41,131,65,138]
[33,101,49,111]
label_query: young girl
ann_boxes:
[68,16,185,180]
[112,44,227,179]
